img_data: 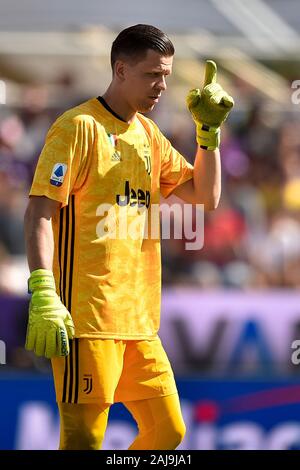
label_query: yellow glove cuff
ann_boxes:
[196,123,220,150]
[28,269,56,293]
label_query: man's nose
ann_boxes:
[157,76,167,91]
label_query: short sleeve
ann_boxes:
[29,114,91,207]
[159,132,194,199]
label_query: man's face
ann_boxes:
[120,49,173,113]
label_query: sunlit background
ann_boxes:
[1,0,300,450]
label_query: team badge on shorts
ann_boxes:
[83,374,93,394]
[50,163,68,187]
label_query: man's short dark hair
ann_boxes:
[111,24,175,70]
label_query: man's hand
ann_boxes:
[186,60,234,150]
[25,269,75,358]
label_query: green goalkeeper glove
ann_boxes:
[25,269,75,358]
[186,60,234,150]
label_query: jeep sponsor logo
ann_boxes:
[116,181,150,209]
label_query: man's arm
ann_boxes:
[172,60,233,209]
[24,196,61,271]
[24,196,74,358]
[172,147,221,209]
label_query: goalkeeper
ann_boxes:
[24,24,233,450]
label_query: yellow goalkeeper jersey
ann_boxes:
[30,97,193,339]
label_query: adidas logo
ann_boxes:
[111,151,121,161]
[107,133,121,161]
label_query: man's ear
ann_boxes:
[114,60,127,82]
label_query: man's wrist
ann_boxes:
[196,122,220,150]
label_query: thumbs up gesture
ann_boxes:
[186,60,234,150]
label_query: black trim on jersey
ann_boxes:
[58,210,64,301]
[63,206,69,308]
[97,96,127,122]
[58,196,75,311]
[68,195,75,312]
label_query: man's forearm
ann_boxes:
[193,146,221,210]
[171,146,221,208]
[24,209,54,272]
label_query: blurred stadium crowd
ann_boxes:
[0,77,300,296]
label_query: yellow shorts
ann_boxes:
[51,337,178,404]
